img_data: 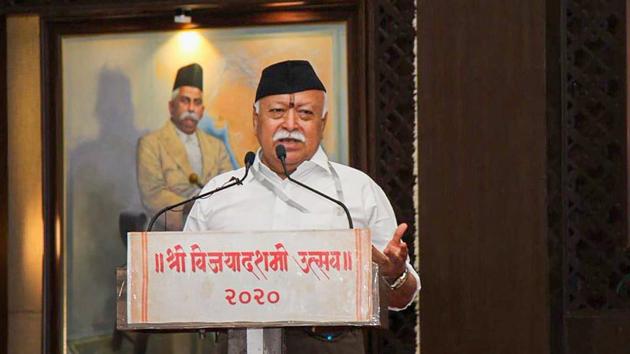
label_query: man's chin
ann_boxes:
[179,121,198,134]
[274,140,304,151]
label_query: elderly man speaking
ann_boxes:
[185,60,420,353]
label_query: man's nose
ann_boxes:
[282,108,297,130]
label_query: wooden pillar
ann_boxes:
[418,1,549,353]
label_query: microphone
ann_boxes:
[146,151,256,231]
[188,173,204,188]
[275,144,353,229]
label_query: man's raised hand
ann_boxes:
[373,223,408,279]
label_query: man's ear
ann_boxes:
[252,109,259,131]
[320,112,328,134]
[168,100,175,117]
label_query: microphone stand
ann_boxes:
[146,152,256,232]
[146,179,241,232]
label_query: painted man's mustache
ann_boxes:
[178,112,200,122]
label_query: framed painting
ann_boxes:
[41,2,368,353]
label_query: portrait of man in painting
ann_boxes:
[136,63,233,231]
[62,24,348,352]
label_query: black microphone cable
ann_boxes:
[275,144,353,229]
[146,151,256,231]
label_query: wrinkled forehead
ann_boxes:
[175,85,203,99]
[259,90,325,107]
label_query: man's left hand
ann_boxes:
[374,223,409,279]
[372,222,419,309]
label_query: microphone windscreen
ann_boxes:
[188,173,200,185]
[275,144,287,160]
[244,151,256,167]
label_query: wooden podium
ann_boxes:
[116,229,389,353]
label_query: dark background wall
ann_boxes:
[418,1,550,353]
[420,0,630,353]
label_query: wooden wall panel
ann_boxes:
[0,14,7,354]
[418,1,549,353]
[6,15,43,354]
[566,314,630,354]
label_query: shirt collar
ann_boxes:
[252,149,280,183]
[252,145,332,181]
[304,146,332,175]
[172,121,198,143]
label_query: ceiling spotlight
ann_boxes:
[174,8,192,24]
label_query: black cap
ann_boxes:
[254,60,326,102]
[173,63,203,91]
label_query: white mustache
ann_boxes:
[272,129,306,142]
[178,111,200,122]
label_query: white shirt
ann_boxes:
[184,146,420,310]
[175,127,203,177]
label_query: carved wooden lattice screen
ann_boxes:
[368,0,418,353]
[557,0,630,352]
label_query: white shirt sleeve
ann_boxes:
[366,180,421,311]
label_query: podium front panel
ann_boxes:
[124,228,378,329]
